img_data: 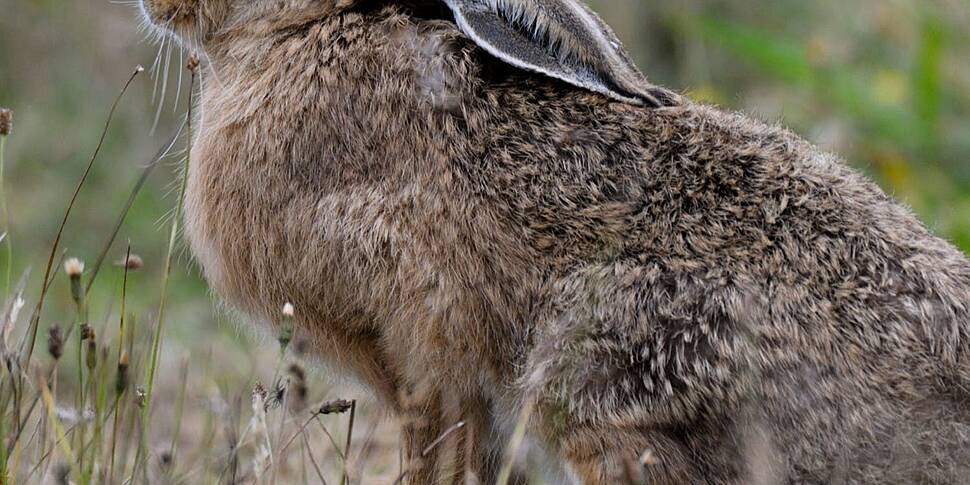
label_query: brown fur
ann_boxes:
[140,0,970,483]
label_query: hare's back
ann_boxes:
[469,94,970,481]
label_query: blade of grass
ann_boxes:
[20,66,144,367]
[0,133,12,296]
[495,399,535,485]
[85,118,187,294]
[339,400,357,485]
[134,58,197,481]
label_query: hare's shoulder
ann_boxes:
[465,100,822,266]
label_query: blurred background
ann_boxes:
[0,0,969,480]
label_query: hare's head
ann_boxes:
[139,0,224,45]
[139,0,342,48]
[140,0,679,106]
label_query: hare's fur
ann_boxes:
[140,0,970,482]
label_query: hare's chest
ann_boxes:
[183,152,440,323]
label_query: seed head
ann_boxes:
[252,381,268,411]
[187,55,200,72]
[86,338,97,370]
[0,108,11,136]
[268,378,287,408]
[64,257,84,278]
[288,363,308,412]
[116,350,130,393]
[47,325,64,360]
[65,258,86,310]
[114,254,144,270]
[278,302,295,350]
[80,324,95,341]
[318,399,353,415]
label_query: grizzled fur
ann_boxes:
[140,0,970,483]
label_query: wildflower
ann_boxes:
[278,302,294,351]
[64,258,86,315]
[64,257,84,278]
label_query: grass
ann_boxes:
[0,61,407,485]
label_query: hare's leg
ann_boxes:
[399,391,511,485]
[531,263,756,483]
[309,324,400,405]
[448,396,501,485]
[400,384,443,484]
[559,428,702,485]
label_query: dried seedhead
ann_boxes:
[0,108,11,136]
[287,363,308,412]
[47,324,64,360]
[116,350,130,393]
[86,338,97,370]
[63,257,84,278]
[113,253,144,270]
[318,399,353,415]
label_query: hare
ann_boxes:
[140,0,970,483]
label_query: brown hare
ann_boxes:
[140,0,970,483]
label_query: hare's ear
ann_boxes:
[443,0,675,106]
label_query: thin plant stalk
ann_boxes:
[0,134,12,295]
[391,421,467,485]
[496,399,536,485]
[136,59,196,479]
[108,244,131,484]
[20,66,143,367]
[339,400,357,485]
[167,356,190,469]
[39,375,82,480]
[84,120,186,295]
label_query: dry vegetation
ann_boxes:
[0,66,415,485]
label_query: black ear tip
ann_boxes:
[630,87,683,108]
[646,88,684,108]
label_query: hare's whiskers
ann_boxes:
[151,39,173,133]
